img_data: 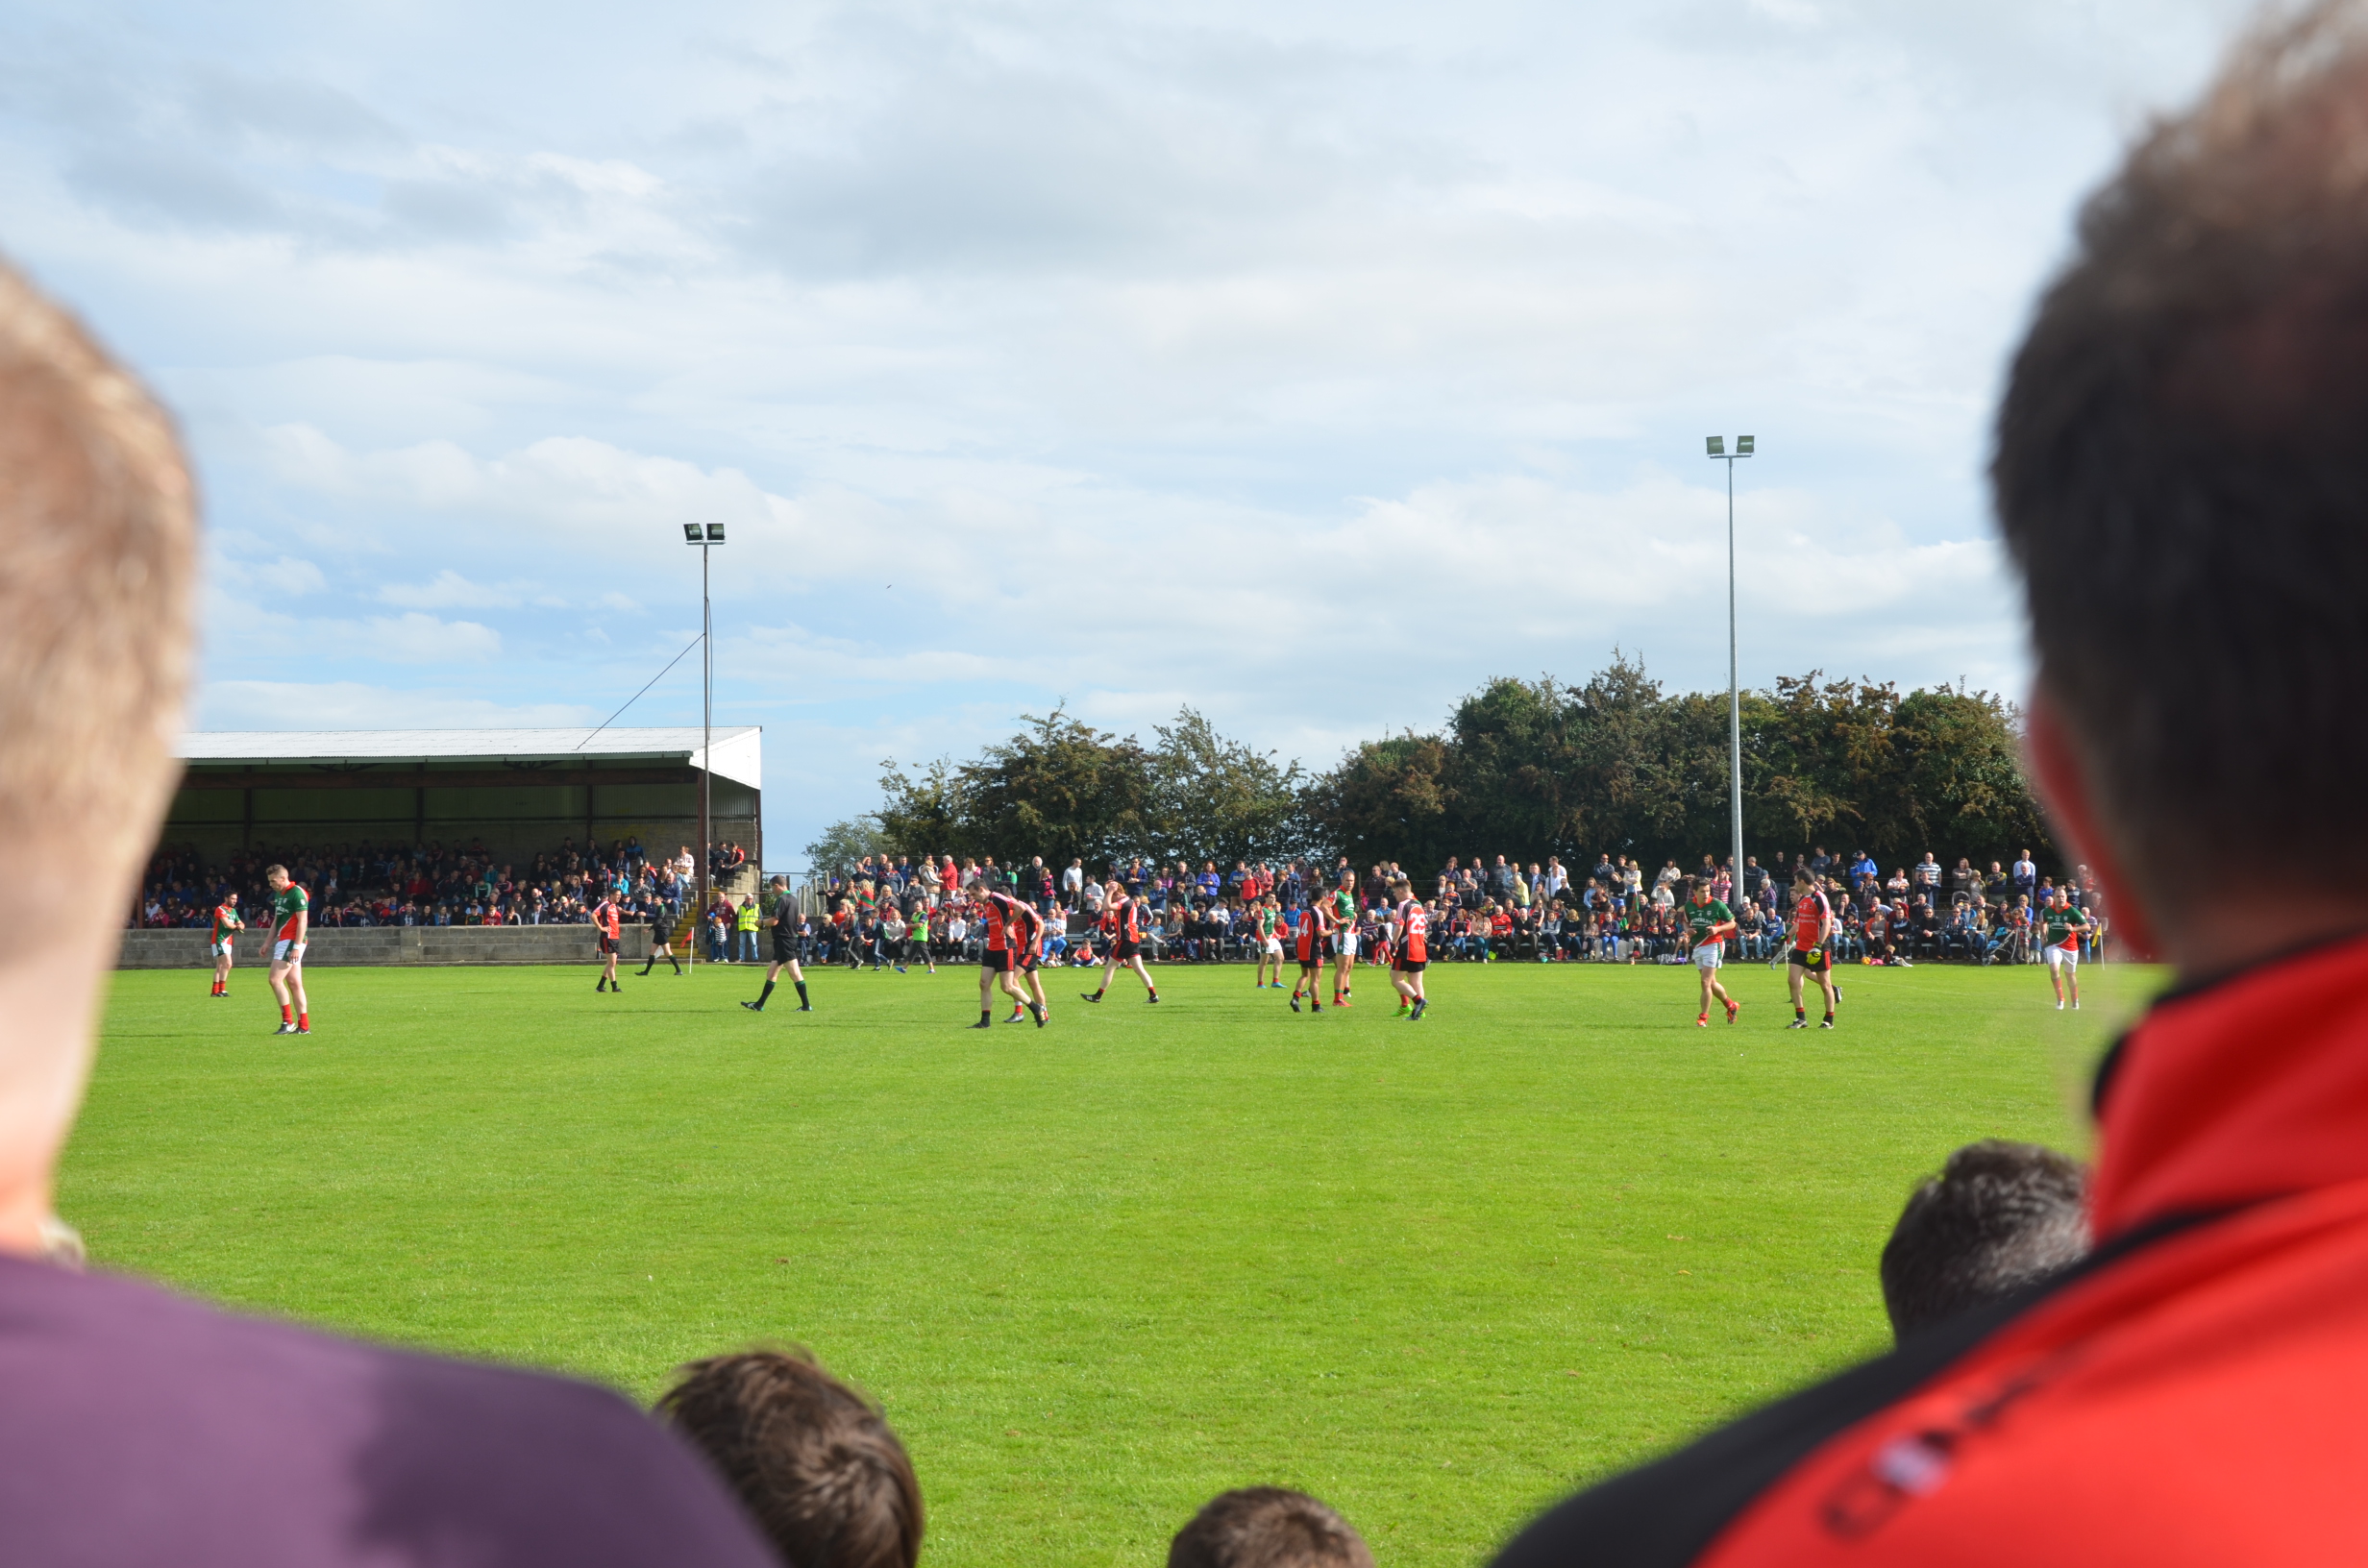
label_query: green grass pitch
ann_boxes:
[67,955,2137,1565]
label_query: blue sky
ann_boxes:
[0,0,2248,862]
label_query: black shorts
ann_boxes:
[984,950,1013,972]
[1111,940,1140,962]
[1396,958,1427,973]
[772,931,799,965]
[1788,947,1830,973]
[1018,951,1040,973]
[598,935,618,956]
[1297,951,1321,969]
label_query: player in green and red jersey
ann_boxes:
[262,865,310,1035]
[1328,870,1360,1007]
[1252,896,1284,989]
[2041,889,2095,1011]
[1683,877,1740,1028]
[1785,863,1839,1029]
[208,893,243,998]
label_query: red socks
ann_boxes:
[281,1004,293,1024]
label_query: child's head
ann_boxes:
[656,1349,922,1568]
[1169,1487,1373,1568]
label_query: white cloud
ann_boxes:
[379,569,515,610]
[362,612,503,663]
[198,680,592,729]
[0,0,2257,859]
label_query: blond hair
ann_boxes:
[0,260,195,911]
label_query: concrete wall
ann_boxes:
[119,924,654,969]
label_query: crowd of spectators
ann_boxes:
[797,845,2108,969]
[130,836,750,936]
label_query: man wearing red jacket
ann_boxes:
[1496,10,2368,1563]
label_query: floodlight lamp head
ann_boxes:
[1738,435,1756,455]
[705,523,726,543]
[1706,436,1725,456]
[682,524,703,544]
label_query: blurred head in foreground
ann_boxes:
[0,258,196,1255]
[656,1349,922,1568]
[1996,0,2368,967]
[1880,1140,2089,1339]
[1169,1487,1374,1568]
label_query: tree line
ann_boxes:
[804,655,2058,880]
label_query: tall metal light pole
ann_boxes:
[682,521,726,965]
[1705,435,1753,913]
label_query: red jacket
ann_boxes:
[1496,934,2368,1565]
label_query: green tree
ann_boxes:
[957,709,1154,872]
[1305,732,1456,872]
[802,816,892,875]
[1147,707,1305,867]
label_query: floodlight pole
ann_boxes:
[698,534,711,968]
[1707,437,1754,919]
[682,521,725,968]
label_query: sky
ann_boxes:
[0,0,2254,863]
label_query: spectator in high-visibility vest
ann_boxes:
[734,894,760,964]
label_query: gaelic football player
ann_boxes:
[741,877,812,1013]
[209,891,242,997]
[1081,881,1158,1005]
[1682,877,1739,1027]
[2041,889,2095,1011]
[970,877,1033,1028]
[1388,877,1429,1021]
[1289,896,1332,1013]
[1328,870,1359,1006]
[1785,864,1839,1029]
[1005,899,1049,1027]
[262,864,310,1034]
[591,889,624,992]
[1252,895,1285,989]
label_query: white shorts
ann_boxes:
[1263,937,1283,956]
[1693,943,1724,970]
[1335,933,1358,958]
[272,939,308,965]
[210,939,235,958]
[2046,943,2079,969]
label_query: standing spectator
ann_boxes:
[2011,845,2038,903]
[1913,850,1942,902]
[734,894,760,963]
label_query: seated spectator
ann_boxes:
[1169,1487,1373,1568]
[1880,1140,2090,1339]
[657,1349,923,1568]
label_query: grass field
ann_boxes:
[66,954,2138,1565]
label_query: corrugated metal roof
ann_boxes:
[177,727,763,790]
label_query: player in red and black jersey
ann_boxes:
[1387,877,1430,1021]
[1081,882,1158,1005]
[968,878,1035,1029]
[1289,897,1332,1013]
[591,891,624,993]
[1785,863,1839,1028]
[1001,898,1050,1028]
